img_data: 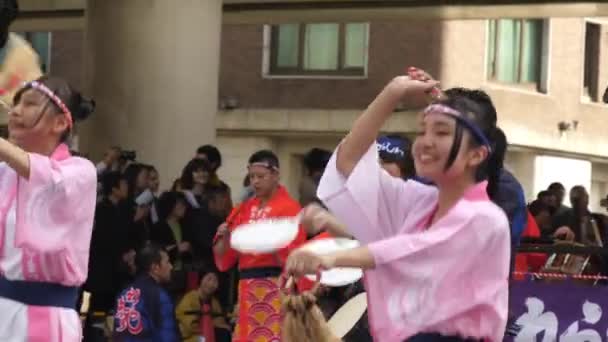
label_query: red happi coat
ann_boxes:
[214,186,307,342]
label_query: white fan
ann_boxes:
[230,217,300,253]
[300,238,363,287]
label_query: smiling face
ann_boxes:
[8,88,69,153]
[412,111,488,185]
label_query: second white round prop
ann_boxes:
[300,238,363,287]
[230,217,300,253]
[327,292,368,338]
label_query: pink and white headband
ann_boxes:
[26,80,73,129]
[248,161,279,171]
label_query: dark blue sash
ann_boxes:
[0,276,79,309]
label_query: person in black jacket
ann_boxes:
[123,163,152,251]
[151,191,192,267]
[180,158,218,270]
[84,172,135,341]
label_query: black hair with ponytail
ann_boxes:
[13,76,96,142]
[443,88,503,201]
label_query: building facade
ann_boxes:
[9,17,608,210]
[215,18,608,211]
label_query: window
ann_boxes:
[487,19,547,91]
[583,22,601,102]
[17,32,52,73]
[268,23,369,77]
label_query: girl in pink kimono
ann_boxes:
[0,76,96,341]
[286,68,510,342]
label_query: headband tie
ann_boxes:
[423,104,492,153]
[26,81,73,129]
[248,161,279,171]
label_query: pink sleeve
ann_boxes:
[317,142,435,244]
[17,154,97,284]
[368,207,510,340]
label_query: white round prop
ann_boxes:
[230,217,299,253]
[328,292,368,338]
[301,238,363,287]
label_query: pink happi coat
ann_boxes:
[0,144,97,341]
[317,143,510,342]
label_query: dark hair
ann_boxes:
[196,145,222,170]
[171,178,182,191]
[444,88,497,125]
[528,199,551,217]
[123,163,147,199]
[485,127,507,200]
[442,88,502,200]
[101,171,125,197]
[570,185,587,196]
[157,191,186,222]
[180,158,212,190]
[197,268,218,283]
[143,164,158,174]
[303,148,331,174]
[249,150,280,169]
[0,0,18,28]
[537,190,552,199]
[14,77,95,141]
[135,243,166,275]
[548,182,565,192]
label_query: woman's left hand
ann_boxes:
[285,248,334,277]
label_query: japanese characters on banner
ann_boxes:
[507,279,607,342]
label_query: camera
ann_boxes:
[120,150,137,162]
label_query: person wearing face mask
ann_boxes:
[0,76,96,341]
[0,0,42,118]
[286,67,510,342]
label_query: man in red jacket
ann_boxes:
[213,150,307,342]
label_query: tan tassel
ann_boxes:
[281,276,341,342]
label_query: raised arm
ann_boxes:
[0,137,30,178]
[336,72,438,177]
